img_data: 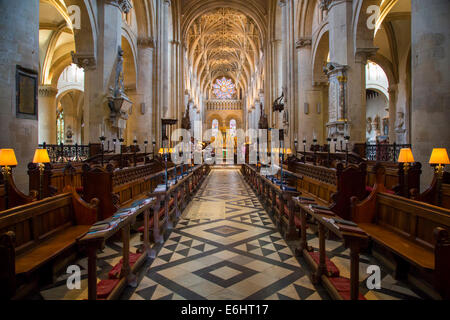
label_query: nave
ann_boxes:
[36,169,423,300]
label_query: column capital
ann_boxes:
[278,0,287,8]
[326,0,352,11]
[388,84,398,94]
[164,0,171,6]
[138,37,155,48]
[323,62,348,76]
[319,0,331,11]
[39,85,58,97]
[105,0,133,13]
[71,52,96,70]
[355,47,379,64]
[295,37,312,49]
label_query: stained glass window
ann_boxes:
[212,119,219,137]
[57,110,64,145]
[230,119,237,137]
[213,77,236,100]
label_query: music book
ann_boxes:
[311,204,330,211]
[296,196,315,202]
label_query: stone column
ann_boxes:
[127,38,154,145]
[73,0,123,143]
[411,0,450,187]
[38,86,58,144]
[327,0,376,145]
[0,0,39,192]
[388,84,397,144]
[296,37,324,144]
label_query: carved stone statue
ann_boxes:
[395,111,406,144]
[258,102,268,129]
[181,103,191,130]
[108,46,132,126]
[366,117,372,134]
[66,126,73,143]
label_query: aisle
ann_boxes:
[125,168,327,300]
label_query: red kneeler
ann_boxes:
[276,198,308,231]
[328,277,366,300]
[307,251,340,277]
[96,279,120,300]
[108,252,143,279]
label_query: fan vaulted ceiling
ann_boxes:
[186,7,263,98]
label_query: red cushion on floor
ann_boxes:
[308,251,340,277]
[328,277,366,300]
[294,215,309,230]
[97,279,120,299]
[108,252,142,279]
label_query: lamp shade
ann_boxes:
[0,149,18,166]
[159,148,173,154]
[398,148,414,163]
[429,148,450,165]
[33,149,50,164]
[286,148,292,155]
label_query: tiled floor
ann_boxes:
[36,168,427,300]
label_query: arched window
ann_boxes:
[56,110,64,145]
[212,119,219,137]
[230,119,237,137]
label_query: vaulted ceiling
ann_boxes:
[186,7,263,98]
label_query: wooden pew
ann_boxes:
[0,185,99,299]
[366,160,421,197]
[78,197,155,300]
[351,166,450,299]
[241,162,367,240]
[28,162,84,198]
[293,164,369,298]
[307,209,368,300]
[82,161,165,220]
[0,174,38,211]
[411,171,450,209]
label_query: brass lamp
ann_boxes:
[33,148,50,200]
[429,148,450,176]
[398,148,415,171]
[0,149,18,210]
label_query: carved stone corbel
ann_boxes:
[71,52,97,71]
[295,37,312,49]
[355,47,379,64]
[106,0,133,13]
[137,37,155,49]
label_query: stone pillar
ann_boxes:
[271,39,282,129]
[388,84,397,144]
[127,38,154,145]
[0,0,39,192]
[38,86,57,144]
[73,0,123,143]
[327,0,376,145]
[411,0,450,187]
[296,37,324,144]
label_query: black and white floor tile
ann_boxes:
[35,168,427,300]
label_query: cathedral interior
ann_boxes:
[0,0,449,304]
